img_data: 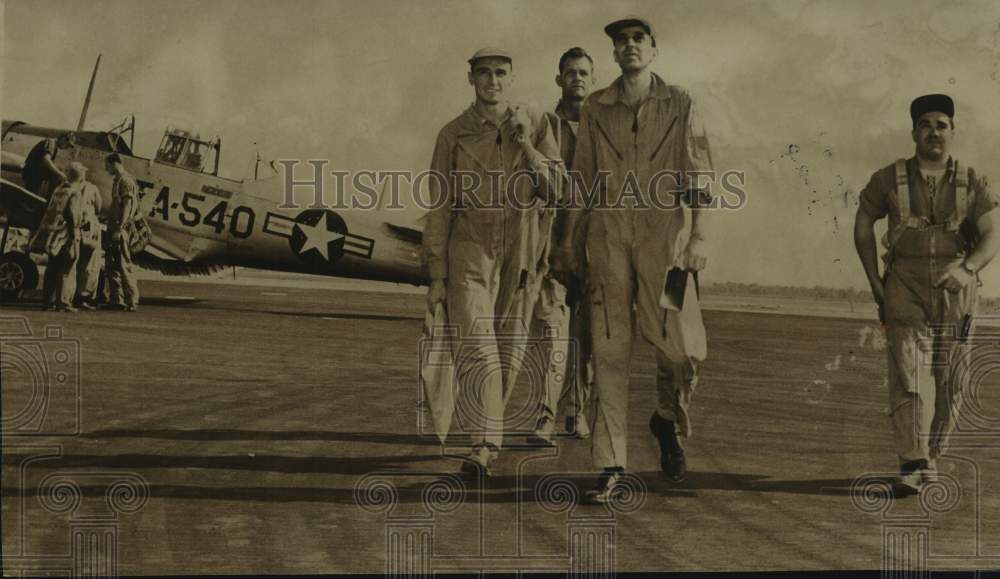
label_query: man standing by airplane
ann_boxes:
[104,153,140,312]
[560,16,715,502]
[74,173,103,310]
[854,94,1000,495]
[22,133,73,197]
[31,162,85,311]
[423,47,564,476]
[529,46,597,445]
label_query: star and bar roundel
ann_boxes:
[262,209,375,268]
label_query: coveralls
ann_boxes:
[572,74,714,470]
[32,182,82,309]
[106,170,140,309]
[532,101,592,425]
[423,103,564,450]
[859,157,998,464]
[75,181,103,302]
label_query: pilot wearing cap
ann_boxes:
[555,15,716,502]
[422,47,565,476]
[854,93,1000,496]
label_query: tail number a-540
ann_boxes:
[148,187,255,239]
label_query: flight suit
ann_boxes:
[75,181,103,303]
[32,182,82,309]
[106,171,140,309]
[423,104,564,450]
[532,102,592,427]
[572,74,713,469]
[860,157,998,464]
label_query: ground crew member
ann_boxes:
[423,47,565,476]
[31,162,85,311]
[529,46,598,445]
[104,153,140,312]
[74,174,103,309]
[22,133,73,197]
[557,16,715,502]
[854,94,1000,495]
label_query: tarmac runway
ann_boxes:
[3,278,1000,574]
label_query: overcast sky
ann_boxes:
[3,0,1000,295]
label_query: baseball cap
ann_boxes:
[468,47,513,67]
[604,16,655,40]
[910,93,954,125]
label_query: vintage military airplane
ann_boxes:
[0,57,427,299]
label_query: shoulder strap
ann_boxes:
[894,158,910,220]
[948,159,969,231]
[884,159,916,251]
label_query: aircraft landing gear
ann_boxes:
[0,252,38,302]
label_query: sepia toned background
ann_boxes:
[5,2,1000,575]
[4,0,1000,295]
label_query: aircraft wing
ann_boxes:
[133,246,229,277]
[0,176,46,229]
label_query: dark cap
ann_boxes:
[467,47,512,67]
[604,16,655,40]
[910,94,954,124]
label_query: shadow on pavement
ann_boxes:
[1,452,445,475]
[79,429,445,446]
[640,470,886,497]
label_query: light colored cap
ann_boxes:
[67,162,87,180]
[468,47,512,66]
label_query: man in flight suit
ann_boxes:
[557,16,715,502]
[529,46,598,445]
[854,94,1000,495]
[423,48,565,475]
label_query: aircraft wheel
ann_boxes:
[0,252,38,302]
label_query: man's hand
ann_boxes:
[65,242,78,262]
[427,279,447,310]
[511,105,533,145]
[936,265,975,293]
[866,275,886,323]
[681,236,708,271]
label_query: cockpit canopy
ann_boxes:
[154,127,220,176]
